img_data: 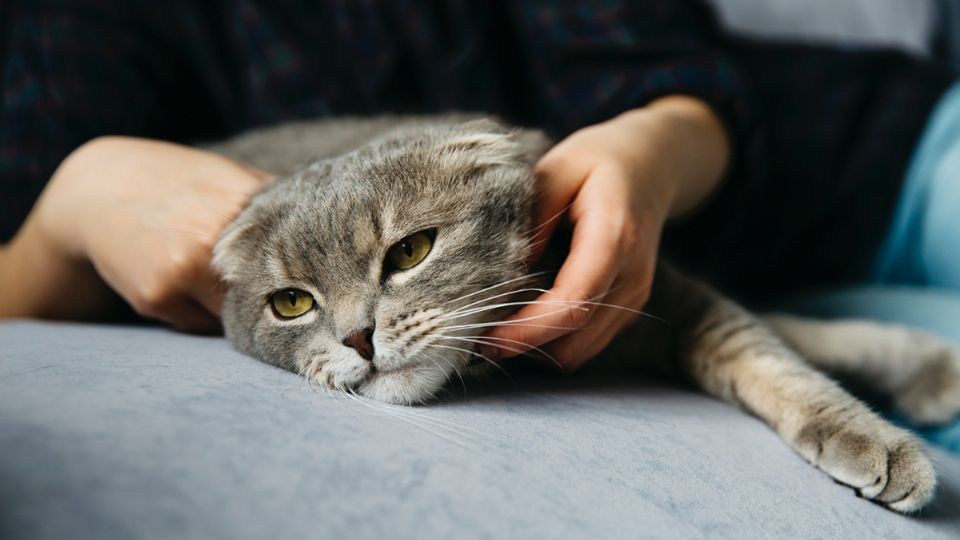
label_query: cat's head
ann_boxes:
[214,119,551,404]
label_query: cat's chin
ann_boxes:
[357,362,453,405]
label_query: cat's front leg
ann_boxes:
[645,264,940,512]
[682,298,936,512]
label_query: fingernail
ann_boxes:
[479,345,499,360]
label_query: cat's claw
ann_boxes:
[801,418,936,513]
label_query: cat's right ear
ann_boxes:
[212,222,251,283]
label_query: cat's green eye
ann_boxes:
[270,288,315,319]
[386,230,434,272]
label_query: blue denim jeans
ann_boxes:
[792,82,960,452]
[872,81,960,288]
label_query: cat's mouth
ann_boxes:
[363,359,418,380]
[352,357,455,405]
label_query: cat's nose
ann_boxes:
[342,327,375,361]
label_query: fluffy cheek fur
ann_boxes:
[359,305,510,404]
[221,256,529,404]
[223,290,506,405]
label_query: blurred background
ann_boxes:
[709,0,953,66]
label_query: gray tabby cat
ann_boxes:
[210,116,960,513]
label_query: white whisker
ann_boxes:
[438,304,587,330]
[445,299,664,322]
[440,320,575,332]
[447,287,552,315]
[434,334,563,370]
[344,389,482,451]
[422,348,467,399]
[423,343,514,383]
[526,202,573,235]
[440,271,552,306]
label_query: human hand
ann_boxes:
[28,137,272,331]
[483,96,730,370]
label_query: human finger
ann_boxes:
[148,296,222,334]
[543,278,652,371]
[187,264,226,318]
[525,151,587,263]
[483,203,628,357]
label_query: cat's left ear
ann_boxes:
[442,120,552,169]
[510,128,553,168]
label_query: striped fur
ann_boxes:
[211,116,960,513]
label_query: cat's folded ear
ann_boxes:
[440,119,552,170]
[211,223,247,283]
[213,213,273,284]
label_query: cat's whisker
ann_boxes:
[384,407,493,451]
[423,351,458,399]
[526,202,573,235]
[443,300,587,321]
[446,287,552,315]
[523,234,552,252]
[439,321,576,332]
[433,334,563,370]
[438,304,591,331]
[210,209,248,231]
[421,349,467,399]
[342,388,425,428]
[444,299,665,323]
[507,237,550,266]
[423,343,514,384]
[363,386,491,439]
[146,228,222,240]
[294,365,315,397]
[344,389,480,451]
[366,396,489,443]
[299,355,355,406]
[439,271,552,306]
[300,351,484,439]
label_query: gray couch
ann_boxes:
[2,315,960,539]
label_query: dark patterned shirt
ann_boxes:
[0,0,954,298]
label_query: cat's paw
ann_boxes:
[303,358,369,392]
[896,344,960,425]
[798,416,936,513]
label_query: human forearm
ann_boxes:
[0,215,115,320]
[1,136,272,329]
[612,95,731,218]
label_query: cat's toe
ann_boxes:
[875,438,937,513]
[320,363,370,392]
[807,421,936,513]
[896,347,960,425]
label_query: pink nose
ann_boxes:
[342,327,375,361]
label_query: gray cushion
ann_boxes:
[2,321,959,539]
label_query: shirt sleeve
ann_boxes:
[502,0,754,140]
[500,1,765,274]
[0,1,219,242]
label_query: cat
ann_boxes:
[209,115,960,513]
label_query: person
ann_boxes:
[0,1,955,373]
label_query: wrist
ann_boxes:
[0,145,116,319]
[1,216,116,320]
[614,96,731,219]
